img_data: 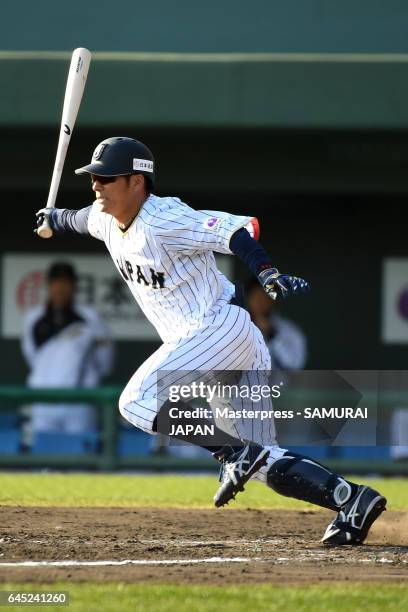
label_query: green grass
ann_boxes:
[1,583,408,612]
[0,472,407,509]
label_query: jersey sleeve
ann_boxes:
[151,204,256,255]
[50,206,92,235]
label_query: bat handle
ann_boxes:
[37,210,54,239]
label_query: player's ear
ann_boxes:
[130,173,144,190]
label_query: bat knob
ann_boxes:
[37,222,53,239]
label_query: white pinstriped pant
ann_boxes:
[119,304,286,480]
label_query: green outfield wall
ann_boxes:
[2,0,408,53]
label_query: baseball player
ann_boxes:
[22,262,114,433]
[35,137,386,545]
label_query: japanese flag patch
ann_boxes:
[133,158,154,173]
[203,216,220,230]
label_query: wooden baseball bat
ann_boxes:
[37,47,92,238]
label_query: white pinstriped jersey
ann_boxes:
[87,195,254,343]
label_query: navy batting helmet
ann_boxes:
[75,136,155,189]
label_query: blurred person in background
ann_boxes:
[390,408,408,461]
[21,262,114,433]
[246,277,307,370]
[380,372,408,462]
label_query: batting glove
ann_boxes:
[258,267,310,300]
[34,208,54,238]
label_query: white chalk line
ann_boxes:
[0,556,405,568]
[0,557,262,568]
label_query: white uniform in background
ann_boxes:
[22,305,114,433]
[267,316,307,370]
[391,408,408,460]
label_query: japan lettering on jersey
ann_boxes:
[87,195,258,342]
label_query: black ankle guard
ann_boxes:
[266,452,356,511]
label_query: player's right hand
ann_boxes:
[258,267,310,300]
[35,208,54,238]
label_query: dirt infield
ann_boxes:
[0,507,407,584]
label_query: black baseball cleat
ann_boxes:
[321,485,387,546]
[213,443,270,508]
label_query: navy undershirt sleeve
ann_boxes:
[49,206,92,235]
[229,228,273,275]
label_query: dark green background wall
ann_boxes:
[3,1,408,53]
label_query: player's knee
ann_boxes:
[118,386,141,419]
[118,395,157,434]
[118,395,128,420]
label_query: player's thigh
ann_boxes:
[119,306,252,407]
[157,305,267,372]
[118,340,207,433]
[118,306,271,426]
[119,342,179,410]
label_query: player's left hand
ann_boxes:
[257,267,310,300]
[34,208,54,238]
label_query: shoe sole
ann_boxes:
[323,495,387,546]
[214,449,270,508]
[354,495,387,545]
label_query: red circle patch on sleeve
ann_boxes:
[250,217,260,241]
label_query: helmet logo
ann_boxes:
[133,158,154,173]
[93,143,108,160]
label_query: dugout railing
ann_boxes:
[0,386,407,475]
